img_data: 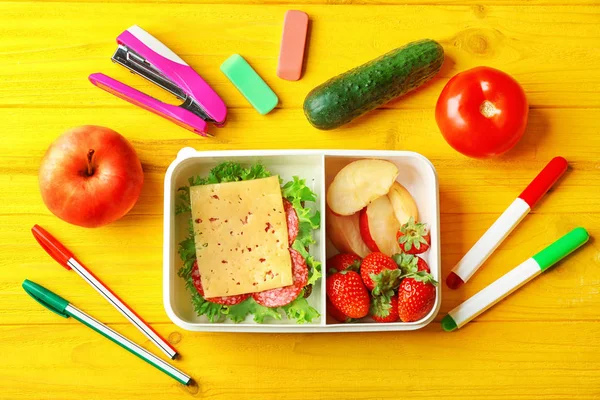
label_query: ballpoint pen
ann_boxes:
[22,279,191,385]
[31,224,178,359]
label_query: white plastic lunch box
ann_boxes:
[163,149,441,332]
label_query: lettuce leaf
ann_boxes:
[292,240,322,286]
[185,278,225,322]
[281,291,320,324]
[176,162,272,215]
[175,162,321,324]
[283,176,322,287]
[225,297,282,323]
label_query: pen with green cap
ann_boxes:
[22,279,191,385]
[441,227,589,332]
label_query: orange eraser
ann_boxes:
[277,10,309,81]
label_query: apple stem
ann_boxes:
[86,149,95,176]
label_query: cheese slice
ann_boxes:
[189,176,293,297]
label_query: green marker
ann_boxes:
[22,280,191,385]
[221,54,279,115]
[442,227,589,332]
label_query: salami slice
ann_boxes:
[191,261,204,296]
[190,261,250,305]
[252,248,309,307]
[283,197,299,245]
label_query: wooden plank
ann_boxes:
[1,1,599,399]
[0,4,598,109]
[0,321,599,400]
[2,212,597,325]
[0,157,598,220]
[1,0,597,5]
[1,107,598,216]
[1,107,599,164]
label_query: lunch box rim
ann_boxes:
[163,149,441,332]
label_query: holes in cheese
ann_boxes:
[189,176,293,297]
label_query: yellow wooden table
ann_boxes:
[1,1,599,399]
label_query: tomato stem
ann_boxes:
[86,149,95,176]
[480,100,501,118]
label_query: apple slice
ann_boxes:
[359,208,379,252]
[326,159,398,216]
[387,182,419,225]
[360,196,401,256]
[326,208,370,258]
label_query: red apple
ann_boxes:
[326,208,370,258]
[359,196,401,256]
[359,208,379,252]
[39,126,144,228]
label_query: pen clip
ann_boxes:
[31,225,73,270]
[22,279,70,318]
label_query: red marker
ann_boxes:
[277,10,309,81]
[446,157,568,289]
[31,225,178,359]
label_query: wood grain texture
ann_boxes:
[1,0,598,7]
[1,322,599,400]
[0,1,599,399]
[0,4,598,109]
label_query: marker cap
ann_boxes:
[22,279,70,318]
[532,227,589,271]
[31,225,73,270]
[518,157,568,208]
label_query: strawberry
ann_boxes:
[327,253,361,275]
[327,298,353,323]
[397,274,437,322]
[396,217,430,254]
[326,270,370,319]
[392,253,430,274]
[360,252,400,291]
[371,294,399,323]
[416,256,430,272]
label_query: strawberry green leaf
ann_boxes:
[398,217,429,251]
[370,269,403,296]
[343,260,361,273]
[370,293,392,318]
[410,271,438,286]
[392,253,418,275]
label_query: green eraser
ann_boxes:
[220,54,279,115]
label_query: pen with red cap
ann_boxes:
[31,224,178,359]
[446,157,568,289]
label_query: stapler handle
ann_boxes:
[117,26,227,126]
[89,73,209,136]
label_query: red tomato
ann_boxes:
[435,67,529,158]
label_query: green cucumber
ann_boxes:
[303,39,444,130]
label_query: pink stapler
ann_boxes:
[89,26,227,137]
